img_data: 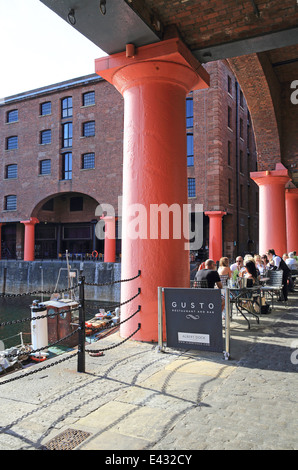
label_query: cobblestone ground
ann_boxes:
[0,293,297,450]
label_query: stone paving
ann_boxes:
[0,292,297,451]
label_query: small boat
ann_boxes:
[85,309,119,336]
[0,333,32,375]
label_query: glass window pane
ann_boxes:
[40,159,51,175]
[5,195,17,211]
[7,110,18,123]
[83,91,95,106]
[188,178,196,198]
[41,101,51,115]
[61,97,72,118]
[82,152,95,169]
[6,136,18,150]
[6,164,17,179]
[83,121,95,137]
[40,129,51,144]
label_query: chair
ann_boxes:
[261,270,283,309]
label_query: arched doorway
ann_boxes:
[32,192,103,259]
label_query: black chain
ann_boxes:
[0,284,79,299]
[0,352,78,386]
[86,306,141,334]
[0,306,79,328]
[3,328,80,359]
[86,323,141,354]
[84,270,141,287]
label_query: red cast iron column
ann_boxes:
[21,218,39,261]
[95,38,209,341]
[205,211,226,263]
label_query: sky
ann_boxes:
[0,0,106,99]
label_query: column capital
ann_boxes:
[21,217,39,226]
[205,211,226,217]
[286,187,298,199]
[250,167,290,187]
[95,37,210,94]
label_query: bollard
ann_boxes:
[78,276,86,373]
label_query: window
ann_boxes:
[40,101,51,116]
[187,134,194,166]
[63,225,91,239]
[83,121,95,137]
[239,150,243,173]
[240,184,244,208]
[7,109,18,123]
[240,90,244,108]
[5,164,17,179]
[70,197,83,211]
[62,122,72,148]
[42,199,54,211]
[61,97,72,118]
[62,152,72,180]
[186,96,193,128]
[82,152,95,169]
[83,91,95,106]
[6,136,18,150]
[240,118,243,139]
[228,179,232,204]
[188,178,196,198]
[228,141,232,166]
[228,106,232,129]
[5,195,17,211]
[228,76,232,95]
[40,129,51,145]
[40,159,51,175]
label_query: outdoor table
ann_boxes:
[228,285,261,329]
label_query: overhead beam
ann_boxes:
[40,0,161,54]
[193,27,298,63]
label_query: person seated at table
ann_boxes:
[230,256,246,274]
[195,259,224,313]
[286,252,298,270]
[267,249,291,301]
[218,257,232,286]
[195,259,223,289]
[254,254,266,275]
[261,253,269,266]
[243,260,260,287]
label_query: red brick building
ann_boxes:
[0,60,258,261]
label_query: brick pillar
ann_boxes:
[95,38,209,341]
[101,216,116,262]
[21,217,39,261]
[205,211,226,263]
[251,166,290,256]
[285,188,298,253]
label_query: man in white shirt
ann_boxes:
[267,249,291,300]
[286,252,298,270]
[230,256,246,274]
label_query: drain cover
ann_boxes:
[42,428,91,450]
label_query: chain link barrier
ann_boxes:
[0,270,141,382]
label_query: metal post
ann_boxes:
[157,287,165,352]
[78,275,86,373]
[224,286,231,360]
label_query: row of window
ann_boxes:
[2,181,194,210]
[3,195,86,212]
[5,93,95,124]
[4,120,95,150]
[3,152,95,180]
